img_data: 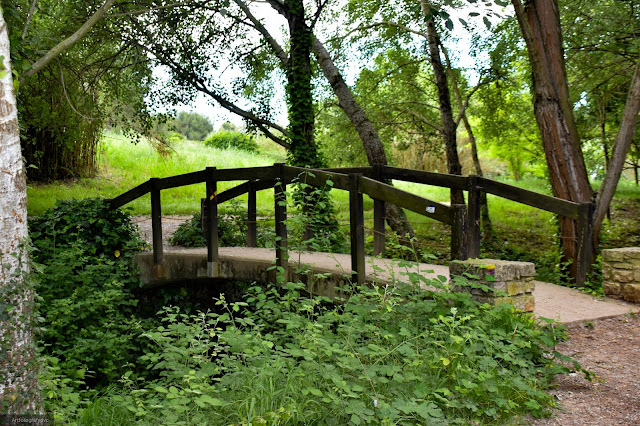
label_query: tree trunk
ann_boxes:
[312,37,415,240]
[0,9,41,413]
[285,0,320,168]
[512,0,593,282]
[421,1,465,205]
[445,58,494,236]
[594,55,640,236]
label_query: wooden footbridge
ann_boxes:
[109,164,595,287]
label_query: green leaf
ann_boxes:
[445,19,453,31]
[195,395,225,407]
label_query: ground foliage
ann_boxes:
[78,275,579,425]
[28,199,153,396]
[204,131,259,152]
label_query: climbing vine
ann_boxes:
[284,0,323,169]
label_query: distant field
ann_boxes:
[27,132,287,216]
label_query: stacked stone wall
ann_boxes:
[602,247,640,303]
[449,259,536,312]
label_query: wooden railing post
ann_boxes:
[150,178,165,278]
[206,167,220,277]
[247,179,257,247]
[575,202,594,287]
[467,175,481,258]
[301,182,314,249]
[451,204,469,261]
[274,164,288,276]
[349,174,366,284]
[372,164,386,257]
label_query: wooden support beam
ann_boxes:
[575,202,594,287]
[467,175,481,259]
[372,164,385,257]
[274,164,288,278]
[380,166,469,190]
[150,178,165,278]
[247,180,257,248]
[206,167,220,277]
[479,177,580,219]
[349,174,366,285]
[450,203,469,261]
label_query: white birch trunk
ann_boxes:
[0,8,40,413]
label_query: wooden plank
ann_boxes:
[247,180,257,247]
[150,179,164,272]
[213,165,277,182]
[373,198,386,257]
[575,202,594,287]
[282,166,350,190]
[216,179,275,204]
[206,168,220,278]
[358,176,452,225]
[467,175,481,259]
[156,170,208,190]
[109,180,152,209]
[349,174,365,285]
[381,166,468,190]
[450,204,469,260]
[479,177,580,219]
[320,166,374,177]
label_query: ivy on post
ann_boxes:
[349,173,365,284]
[247,179,257,248]
[372,164,386,257]
[150,178,165,278]
[206,167,220,278]
[274,163,289,279]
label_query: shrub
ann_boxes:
[29,198,152,391]
[91,273,581,425]
[173,111,213,141]
[204,131,258,152]
[169,201,272,248]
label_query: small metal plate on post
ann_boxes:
[426,206,436,214]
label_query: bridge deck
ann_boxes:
[135,247,639,323]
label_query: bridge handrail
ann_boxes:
[108,163,593,285]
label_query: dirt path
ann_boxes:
[532,315,640,425]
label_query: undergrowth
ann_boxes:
[73,273,582,425]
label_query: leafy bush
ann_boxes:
[169,201,272,248]
[204,130,258,152]
[29,198,152,392]
[168,213,207,247]
[172,111,213,141]
[88,272,579,425]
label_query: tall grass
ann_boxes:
[27,132,286,216]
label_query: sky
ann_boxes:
[171,2,509,131]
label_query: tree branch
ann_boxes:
[233,0,289,66]
[21,0,38,40]
[20,0,118,84]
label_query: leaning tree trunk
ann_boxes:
[445,58,494,237]
[594,55,640,236]
[312,37,416,240]
[512,0,593,282]
[0,9,41,413]
[421,1,465,205]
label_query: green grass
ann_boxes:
[27,132,286,216]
